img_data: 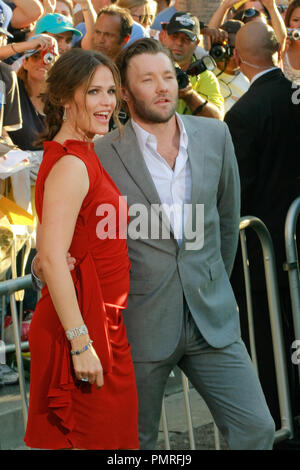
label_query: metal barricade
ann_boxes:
[239,216,293,443]
[1,213,295,448]
[161,371,221,450]
[0,275,32,431]
[284,197,300,382]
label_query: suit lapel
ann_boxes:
[112,121,177,241]
[112,121,162,207]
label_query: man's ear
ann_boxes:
[159,29,167,44]
[233,47,241,67]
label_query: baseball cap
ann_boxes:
[0,0,13,38]
[165,12,200,42]
[35,13,83,37]
[23,34,59,59]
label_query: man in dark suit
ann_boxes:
[225,21,300,435]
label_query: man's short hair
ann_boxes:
[116,37,175,87]
[97,4,133,42]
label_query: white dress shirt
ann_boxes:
[131,114,192,245]
[250,66,279,85]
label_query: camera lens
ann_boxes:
[210,44,226,61]
[292,30,300,41]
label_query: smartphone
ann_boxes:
[233,0,248,11]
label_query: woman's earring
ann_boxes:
[63,107,67,121]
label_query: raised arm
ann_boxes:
[0,34,56,60]
[261,0,287,49]
[208,0,238,29]
[76,0,97,50]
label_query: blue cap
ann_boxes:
[0,0,13,38]
[35,13,82,37]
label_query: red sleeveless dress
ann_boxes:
[24,140,139,449]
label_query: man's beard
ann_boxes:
[127,88,178,124]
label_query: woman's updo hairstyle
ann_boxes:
[39,48,122,143]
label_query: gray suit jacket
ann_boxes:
[95,115,241,362]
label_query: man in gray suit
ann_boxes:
[94,38,275,449]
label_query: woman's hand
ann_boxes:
[71,336,104,388]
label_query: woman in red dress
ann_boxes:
[24,48,139,449]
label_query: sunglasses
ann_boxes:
[241,6,271,22]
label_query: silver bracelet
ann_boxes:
[70,339,93,356]
[66,324,88,341]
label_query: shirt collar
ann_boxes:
[131,113,188,153]
[251,66,279,85]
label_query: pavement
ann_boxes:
[0,364,228,450]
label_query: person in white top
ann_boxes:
[282,0,300,85]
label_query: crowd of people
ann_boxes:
[0,0,299,451]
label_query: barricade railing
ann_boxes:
[0,274,32,431]
[161,215,294,449]
[161,371,221,450]
[284,197,300,383]
[239,216,293,443]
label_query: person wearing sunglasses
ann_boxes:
[116,0,153,40]
[211,20,250,112]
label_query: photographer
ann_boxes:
[160,12,224,119]
[211,20,250,112]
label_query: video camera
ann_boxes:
[176,56,216,89]
[210,41,234,62]
[287,28,300,41]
